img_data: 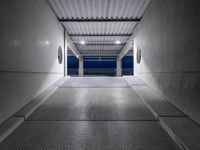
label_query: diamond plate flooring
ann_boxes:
[28,88,156,121]
[124,76,146,86]
[61,77,130,88]
[66,77,127,82]
[0,121,180,150]
[0,77,180,149]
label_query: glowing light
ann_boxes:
[45,40,50,45]
[80,41,85,45]
[115,40,121,44]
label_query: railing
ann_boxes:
[67,68,133,76]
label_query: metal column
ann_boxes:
[79,57,84,76]
[116,59,122,77]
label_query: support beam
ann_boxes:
[59,18,141,22]
[82,43,125,46]
[65,32,82,59]
[79,57,84,76]
[116,59,122,77]
[118,34,134,60]
[78,53,119,56]
[69,34,132,37]
[64,28,67,76]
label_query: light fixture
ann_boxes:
[115,40,121,44]
[45,40,50,45]
[76,55,79,58]
[80,40,85,45]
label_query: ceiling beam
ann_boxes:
[78,43,125,46]
[69,33,132,37]
[59,18,141,22]
[77,42,125,46]
[118,34,134,60]
[65,32,82,59]
[81,54,119,56]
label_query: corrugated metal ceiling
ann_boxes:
[71,36,129,43]
[48,0,151,56]
[63,22,137,35]
[49,0,151,19]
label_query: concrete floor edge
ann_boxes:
[0,77,69,143]
[159,117,189,150]
[0,117,24,143]
[125,76,200,150]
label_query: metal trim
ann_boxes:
[59,18,141,22]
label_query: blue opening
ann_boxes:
[67,56,79,75]
[122,56,134,75]
[83,56,116,76]
[67,55,133,76]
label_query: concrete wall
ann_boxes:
[0,0,64,124]
[134,0,200,124]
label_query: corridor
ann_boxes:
[0,0,200,149]
[0,77,180,149]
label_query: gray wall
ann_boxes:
[134,0,200,125]
[0,0,64,124]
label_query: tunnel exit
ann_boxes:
[0,0,200,149]
[67,56,133,76]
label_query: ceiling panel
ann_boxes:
[48,0,151,56]
[48,0,151,19]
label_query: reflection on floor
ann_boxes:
[0,77,180,150]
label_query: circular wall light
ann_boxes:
[58,46,63,64]
[136,48,141,64]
